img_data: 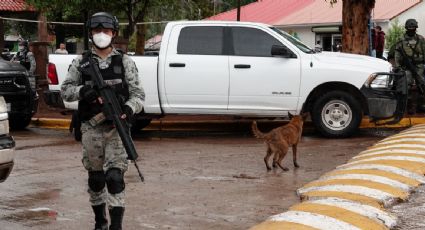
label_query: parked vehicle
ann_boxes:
[44,21,406,138]
[0,57,38,129]
[0,96,15,182]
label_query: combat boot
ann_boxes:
[109,207,124,230]
[92,203,108,230]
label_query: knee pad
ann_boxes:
[88,171,106,192]
[105,168,125,194]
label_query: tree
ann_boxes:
[386,18,404,50]
[328,0,376,54]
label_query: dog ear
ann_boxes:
[288,112,294,119]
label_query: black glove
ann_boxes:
[392,67,402,73]
[79,85,98,103]
[122,105,134,122]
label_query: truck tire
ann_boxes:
[131,119,152,132]
[10,116,32,130]
[311,90,362,138]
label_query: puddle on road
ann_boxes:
[3,208,58,226]
[0,188,61,226]
[0,188,61,209]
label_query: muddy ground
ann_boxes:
[0,126,399,230]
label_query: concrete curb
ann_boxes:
[30,118,71,130]
[30,116,425,131]
[249,124,425,230]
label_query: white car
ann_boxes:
[0,96,15,182]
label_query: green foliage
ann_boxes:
[128,32,137,52]
[23,0,258,52]
[386,18,405,49]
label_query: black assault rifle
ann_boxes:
[398,46,425,95]
[80,57,144,182]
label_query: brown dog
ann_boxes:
[252,112,307,171]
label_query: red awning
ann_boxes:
[208,0,314,25]
[208,0,421,26]
[0,0,35,12]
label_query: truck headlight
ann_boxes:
[364,73,392,89]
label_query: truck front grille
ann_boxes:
[0,74,28,92]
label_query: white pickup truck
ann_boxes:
[44,21,406,138]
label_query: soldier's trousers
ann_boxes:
[81,122,128,207]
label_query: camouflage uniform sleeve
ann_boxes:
[27,52,36,74]
[60,56,84,102]
[394,40,402,68]
[122,54,145,114]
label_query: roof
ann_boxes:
[275,0,421,26]
[208,0,421,26]
[0,0,35,12]
[208,0,314,24]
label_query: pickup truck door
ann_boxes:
[361,72,408,125]
[163,25,229,110]
[227,26,301,114]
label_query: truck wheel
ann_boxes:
[10,116,32,130]
[131,119,152,132]
[311,91,362,138]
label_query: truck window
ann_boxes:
[270,27,314,53]
[231,27,283,57]
[177,26,224,55]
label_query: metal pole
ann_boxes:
[237,0,241,21]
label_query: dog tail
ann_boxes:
[252,121,267,139]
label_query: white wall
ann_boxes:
[275,2,425,48]
[278,26,316,47]
[391,1,425,36]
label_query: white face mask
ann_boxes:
[92,32,112,49]
[18,46,25,51]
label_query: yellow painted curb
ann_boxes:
[290,203,388,230]
[352,153,425,162]
[249,221,319,230]
[300,191,383,209]
[373,141,425,148]
[30,118,70,129]
[251,124,425,230]
[359,147,425,155]
[29,116,425,130]
[301,179,408,200]
[346,160,425,175]
[324,169,421,187]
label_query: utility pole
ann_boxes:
[237,0,241,21]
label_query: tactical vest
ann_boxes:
[400,34,425,66]
[16,51,31,70]
[77,51,129,121]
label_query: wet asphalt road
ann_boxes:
[0,126,422,229]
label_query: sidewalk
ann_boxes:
[31,106,425,131]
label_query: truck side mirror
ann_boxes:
[271,45,296,58]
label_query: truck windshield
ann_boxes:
[270,27,315,54]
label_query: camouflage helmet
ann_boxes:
[86,12,119,31]
[405,19,418,29]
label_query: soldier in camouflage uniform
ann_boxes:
[60,12,144,230]
[394,19,425,114]
[10,40,36,75]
